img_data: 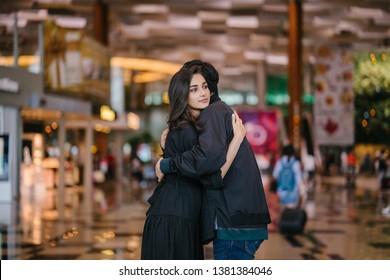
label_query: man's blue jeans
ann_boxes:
[213,239,263,260]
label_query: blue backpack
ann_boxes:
[277,160,295,192]
[277,159,299,205]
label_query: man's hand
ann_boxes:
[155,158,165,182]
[160,128,169,150]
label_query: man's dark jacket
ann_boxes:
[162,94,271,242]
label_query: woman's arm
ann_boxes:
[220,111,246,178]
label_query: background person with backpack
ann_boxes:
[272,145,306,235]
[272,144,303,208]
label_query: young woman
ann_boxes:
[141,65,246,259]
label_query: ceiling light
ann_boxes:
[240,64,257,73]
[200,50,225,62]
[309,28,335,39]
[132,4,169,14]
[261,4,288,13]
[349,7,384,18]
[244,50,265,61]
[157,50,188,62]
[222,44,243,53]
[120,24,148,39]
[17,9,48,21]
[133,72,167,83]
[304,3,333,13]
[110,57,181,75]
[197,11,228,22]
[54,16,86,29]
[274,37,288,46]
[265,54,288,65]
[168,15,201,30]
[249,33,273,47]
[312,16,337,28]
[0,14,27,28]
[221,67,242,76]
[226,16,259,29]
[0,55,40,67]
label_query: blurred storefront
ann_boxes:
[0,18,130,222]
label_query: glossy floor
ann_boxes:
[1,175,390,260]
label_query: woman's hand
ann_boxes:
[155,158,165,182]
[232,111,246,141]
[160,128,169,150]
[220,111,247,178]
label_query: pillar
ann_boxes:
[256,62,267,108]
[93,0,108,46]
[114,131,123,206]
[83,120,94,225]
[288,0,303,153]
[57,113,66,221]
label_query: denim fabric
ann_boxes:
[213,239,263,260]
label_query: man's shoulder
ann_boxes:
[202,100,232,117]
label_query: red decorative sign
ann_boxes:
[237,110,279,155]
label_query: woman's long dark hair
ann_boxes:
[167,65,204,131]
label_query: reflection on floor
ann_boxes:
[1,175,390,260]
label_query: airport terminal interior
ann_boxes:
[1,0,390,260]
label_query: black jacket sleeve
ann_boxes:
[170,105,231,182]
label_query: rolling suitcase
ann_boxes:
[279,207,307,235]
[381,177,390,190]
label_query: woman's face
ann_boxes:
[187,73,210,114]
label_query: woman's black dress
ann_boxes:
[141,123,204,259]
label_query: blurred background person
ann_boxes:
[272,144,303,209]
